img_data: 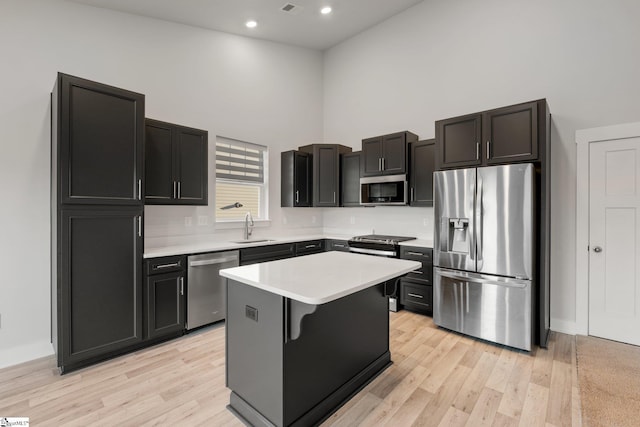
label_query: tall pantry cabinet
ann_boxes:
[51,73,145,373]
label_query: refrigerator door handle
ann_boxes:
[475,175,483,266]
[437,269,529,288]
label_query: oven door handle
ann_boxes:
[349,247,397,257]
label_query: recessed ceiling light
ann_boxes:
[320,6,332,15]
[246,20,257,28]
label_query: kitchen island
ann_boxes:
[220,251,420,427]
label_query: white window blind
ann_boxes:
[216,136,266,183]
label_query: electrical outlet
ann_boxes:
[282,216,288,224]
[184,216,192,227]
[312,215,317,224]
[350,216,355,225]
[198,215,208,226]
[423,218,428,226]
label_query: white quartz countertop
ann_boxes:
[144,233,432,258]
[219,251,421,305]
[399,238,433,248]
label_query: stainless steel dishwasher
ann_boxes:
[187,250,239,330]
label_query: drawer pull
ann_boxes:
[407,251,427,257]
[155,262,179,269]
[408,293,424,299]
[305,244,317,249]
[334,244,345,248]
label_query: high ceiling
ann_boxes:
[68,0,424,50]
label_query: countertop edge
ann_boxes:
[145,234,433,259]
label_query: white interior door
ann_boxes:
[589,137,640,345]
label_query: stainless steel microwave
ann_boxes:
[360,174,408,206]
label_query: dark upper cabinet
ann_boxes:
[436,100,543,170]
[57,207,143,370]
[281,151,311,207]
[409,140,435,207]
[341,151,361,207]
[483,101,538,164]
[435,113,482,169]
[299,144,352,207]
[145,255,186,340]
[361,131,418,177]
[145,119,208,205]
[53,73,144,205]
[362,137,383,176]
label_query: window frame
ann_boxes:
[214,136,270,224]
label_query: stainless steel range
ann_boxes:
[348,234,416,258]
[348,234,416,312]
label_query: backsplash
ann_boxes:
[144,204,326,248]
[322,206,434,239]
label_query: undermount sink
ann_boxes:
[230,239,275,244]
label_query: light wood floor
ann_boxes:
[0,310,581,426]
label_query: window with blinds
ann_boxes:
[215,136,268,221]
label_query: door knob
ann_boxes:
[593,246,603,253]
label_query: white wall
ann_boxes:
[323,0,640,333]
[0,0,324,368]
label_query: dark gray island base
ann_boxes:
[225,279,392,427]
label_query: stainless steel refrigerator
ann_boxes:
[434,163,534,351]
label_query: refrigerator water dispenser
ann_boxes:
[440,218,469,254]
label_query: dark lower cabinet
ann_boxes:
[55,208,144,372]
[399,246,433,315]
[145,256,186,340]
[341,152,361,206]
[399,281,433,313]
[295,240,324,256]
[145,119,208,205]
[325,239,350,252]
[409,140,435,206]
[240,243,296,265]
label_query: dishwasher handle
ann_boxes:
[189,256,238,267]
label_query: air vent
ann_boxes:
[281,3,303,15]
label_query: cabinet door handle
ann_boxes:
[295,190,299,203]
[382,157,385,170]
[410,270,423,274]
[408,293,424,299]
[179,277,184,296]
[137,216,142,237]
[333,191,336,203]
[476,142,480,160]
[177,181,181,199]
[378,158,382,171]
[305,244,317,249]
[334,243,345,248]
[411,187,414,202]
[138,179,142,200]
[155,262,180,269]
[487,141,490,160]
[173,181,177,199]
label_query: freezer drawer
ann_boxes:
[434,268,532,351]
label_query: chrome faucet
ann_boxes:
[244,211,254,240]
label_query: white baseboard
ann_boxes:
[550,318,577,335]
[0,341,54,370]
